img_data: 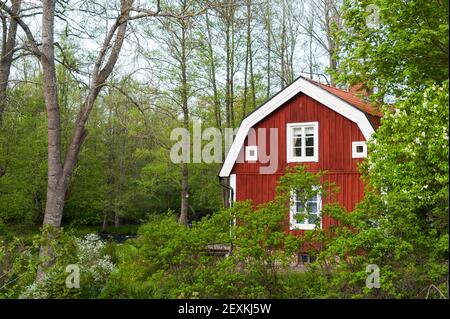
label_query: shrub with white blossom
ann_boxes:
[18,232,115,299]
[308,80,449,298]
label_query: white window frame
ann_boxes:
[245,145,258,162]
[352,141,367,158]
[286,122,319,163]
[290,189,322,230]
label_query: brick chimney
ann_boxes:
[348,82,372,97]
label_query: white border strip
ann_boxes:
[229,174,236,206]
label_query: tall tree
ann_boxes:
[336,0,448,97]
[262,0,272,98]
[242,0,256,117]
[204,10,222,129]
[219,0,237,127]
[0,0,189,277]
[153,0,199,225]
[0,0,21,125]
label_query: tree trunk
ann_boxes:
[178,22,189,226]
[179,162,189,225]
[265,0,271,99]
[41,0,64,229]
[102,213,108,232]
[280,0,287,88]
[37,0,131,279]
[0,0,21,125]
[205,11,221,129]
[325,0,339,86]
[114,212,120,229]
[243,0,255,118]
[225,0,235,127]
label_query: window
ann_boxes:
[298,253,316,264]
[245,146,258,161]
[287,122,318,162]
[352,141,367,158]
[290,190,322,230]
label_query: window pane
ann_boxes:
[308,214,319,224]
[307,202,318,213]
[293,213,304,224]
[305,126,314,134]
[294,147,302,157]
[306,136,314,147]
[292,188,321,227]
[294,137,302,147]
[299,254,309,264]
[293,128,302,137]
[296,201,303,213]
[356,145,364,153]
[305,147,314,156]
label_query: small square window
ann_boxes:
[352,141,367,158]
[245,146,258,161]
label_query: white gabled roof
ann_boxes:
[219,76,376,177]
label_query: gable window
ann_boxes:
[352,141,367,158]
[287,122,318,162]
[290,190,322,230]
[245,146,258,161]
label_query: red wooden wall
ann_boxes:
[230,92,368,234]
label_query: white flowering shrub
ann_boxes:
[20,274,51,299]
[304,81,449,298]
[364,80,449,212]
[75,233,115,284]
[17,231,115,299]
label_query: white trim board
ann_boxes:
[219,76,376,177]
[229,174,236,206]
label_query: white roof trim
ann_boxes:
[219,77,376,177]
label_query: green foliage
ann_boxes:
[101,185,302,298]
[0,0,447,300]
[336,0,449,98]
[101,212,231,298]
[365,81,449,227]
[308,81,449,298]
[102,167,340,299]
[0,84,47,225]
[0,227,115,299]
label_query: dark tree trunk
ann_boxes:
[0,0,21,125]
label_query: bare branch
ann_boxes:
[0,0,41,57]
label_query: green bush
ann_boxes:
[306,81,449,299]
[102,168,332,299]
[0,227,115,299]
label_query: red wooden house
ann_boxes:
[219,76,381,240]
